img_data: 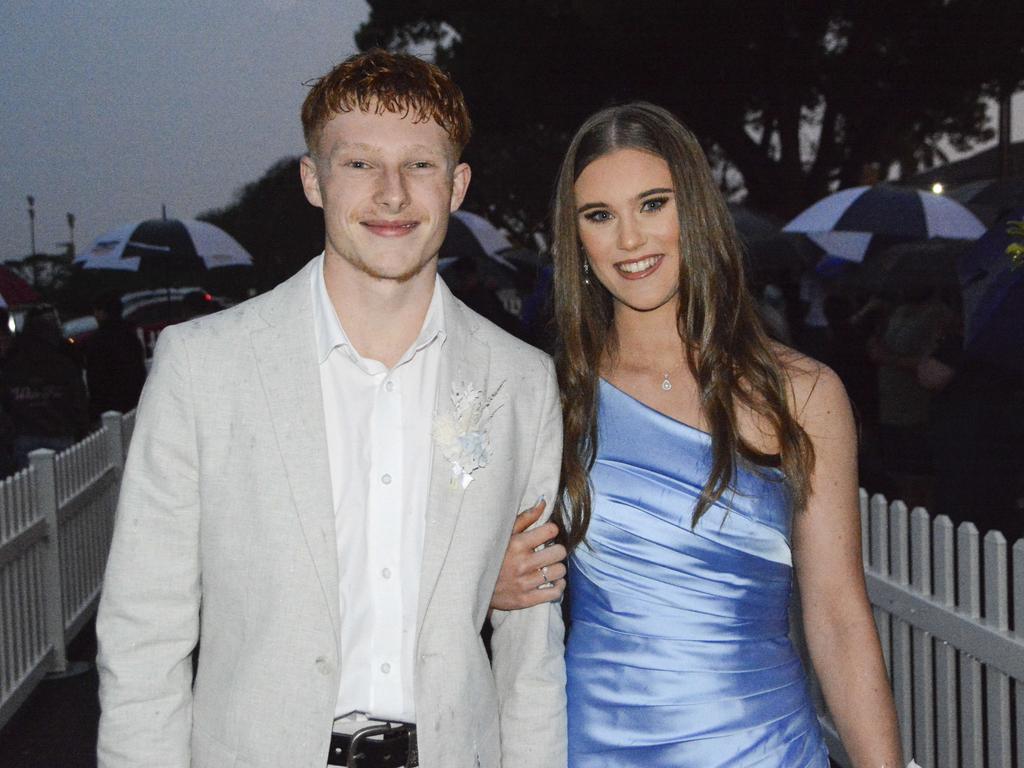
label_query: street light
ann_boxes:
[66,212,76,257]
[931,182,944,195]
[26,195,36,256]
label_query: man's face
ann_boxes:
[300,106,470,284]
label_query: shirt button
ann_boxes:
[381,473,392,485]
[380,662,391,674]
[385,380,395,392]
[381,567,392,579]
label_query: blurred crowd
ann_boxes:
[0,294,147,476]
[753,273,1024,542]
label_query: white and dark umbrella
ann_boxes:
[438,211,520,273]
[438,210,542,291]
[784,185,985,263]
[75,218,252,279]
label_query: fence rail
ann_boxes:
[818,490,1024,768]
[0,412,128,732]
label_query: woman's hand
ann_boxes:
[490,499,567,610]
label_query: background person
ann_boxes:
[83,291,147,422]
[1,305,88,468]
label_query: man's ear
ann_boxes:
[449,162,472,213]
[299,154,324,209]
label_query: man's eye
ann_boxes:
[583,210,612,223]
[410,161,434,169]
[641,197,668,212]
[346,160,369,169]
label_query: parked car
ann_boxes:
[63,288,225,355]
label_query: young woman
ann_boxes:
[497,102,902,767]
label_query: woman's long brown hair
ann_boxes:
[552,102,815,551]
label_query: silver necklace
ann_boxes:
[661,371,673,391]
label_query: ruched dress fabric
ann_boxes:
[566,380,829,767]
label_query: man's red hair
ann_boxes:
[301,49,472,157]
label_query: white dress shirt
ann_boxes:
[311,255,445,723]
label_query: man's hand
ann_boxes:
[490,499,567,610]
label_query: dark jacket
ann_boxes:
[84,319,147,420]
[2,332,88,440]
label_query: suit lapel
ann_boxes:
[251,261,340,636]
[417,285,490,635]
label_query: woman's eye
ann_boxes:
[583,210,612,223]
[641,197,668,212]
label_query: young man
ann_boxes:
[96,50,566,768]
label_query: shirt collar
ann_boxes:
[311,253,447,367]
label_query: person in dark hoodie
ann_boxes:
[83,291,147,422]
[2,305,88,468]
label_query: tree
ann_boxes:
[357,0,1024,229]
[199,157,324,290]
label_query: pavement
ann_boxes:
[0,618,99,768]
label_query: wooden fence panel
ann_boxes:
[910,507,935,768]
[870,495,893,676]
[0,411,131,732]
[1014,540,1024,768]
[932,516,959,768]
[982,532,1012,768]
[890,502,914,763]
[0,469,52,732]
[957,524,984,768]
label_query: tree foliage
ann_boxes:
[357,0,1024,230]
[200,157,324,290]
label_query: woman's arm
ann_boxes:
[791,364,903,768]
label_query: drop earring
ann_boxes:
[583,260,591,285]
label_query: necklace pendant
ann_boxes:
[661,373,672,391]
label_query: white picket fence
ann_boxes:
[815,490,1024,768]
[0,411,134,732]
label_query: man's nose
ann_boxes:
[374,167,409,210]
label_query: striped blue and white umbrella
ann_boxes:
[783,185,985,263]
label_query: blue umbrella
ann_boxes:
[958,207,1024,375]
[784,185,984,263]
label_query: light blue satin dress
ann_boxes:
[566,380,829,767]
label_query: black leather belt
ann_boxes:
[328,722,418,767]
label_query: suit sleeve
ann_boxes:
[489,356,567,768]
[96,326,200,768]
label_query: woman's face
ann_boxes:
[574,148,682,315]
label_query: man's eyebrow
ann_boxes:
[576,188,674,214]
[330,142,446,157]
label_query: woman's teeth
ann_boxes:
[618,255,659,273]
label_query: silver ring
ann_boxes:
[541,565,550,579]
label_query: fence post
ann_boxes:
[29,448,66,674]
[101,412,125,476]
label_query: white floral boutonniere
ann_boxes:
[433,380,503,489]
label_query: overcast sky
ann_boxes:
[1,0,369,262]
[2,2,1022,263]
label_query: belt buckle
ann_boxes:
[347,722,406,768]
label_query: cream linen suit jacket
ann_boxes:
[96,259,567,768]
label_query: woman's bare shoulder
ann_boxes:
[767,341,849,426]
